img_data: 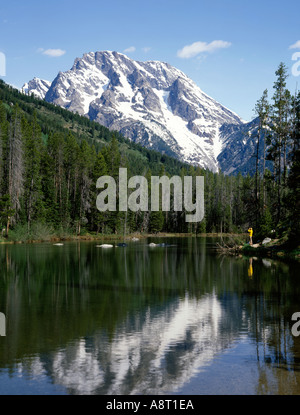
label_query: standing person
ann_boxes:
[248,227,253,245]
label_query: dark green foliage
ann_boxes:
[257,206,273,240]
[149,211,164,233]
[0,76,299,242]
[0,194,15,236]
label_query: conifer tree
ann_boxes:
[76,139,95,234]
[91,150,108,233]
[64,132,80,224]
[268,63,289,224]
[0,102,6,191]
[6,105,24,223]
[254,89,270,211]
[23,112,44,229]
[47,132,65,224]
[0,194,15,237]
[285,91,300,245]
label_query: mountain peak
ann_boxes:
[23,51,246,172]
[21,77,51,100]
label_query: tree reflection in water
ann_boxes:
[0,238,300,394]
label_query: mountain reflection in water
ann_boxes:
[0,238,300,395]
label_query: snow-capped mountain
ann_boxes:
[22,51,251,172]
[22,77,51,100]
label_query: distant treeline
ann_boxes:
[0,65,299,244]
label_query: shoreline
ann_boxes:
[241,242,300,261]
[216,237,300,261]
[1,232,299,261]
[0,232,244,245]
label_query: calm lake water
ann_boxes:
[0,237,300,395]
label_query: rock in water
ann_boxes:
[96,244,114,248]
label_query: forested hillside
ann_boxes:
[0,65,299,245]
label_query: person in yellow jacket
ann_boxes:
[248,227,253,245]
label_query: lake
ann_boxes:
[0,237,300,395]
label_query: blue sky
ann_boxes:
[0,0,299,121]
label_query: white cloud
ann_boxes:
[142,47,151,53]
[123,46,136,53]
[289,40,300,49]
[177,40,231,59]
[38,48,66,57]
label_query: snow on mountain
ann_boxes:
[23,51,249,172]
[217,117,273,175]
[21,77,51,100]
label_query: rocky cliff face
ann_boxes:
[22,77,51,100]
[22,51,258,173]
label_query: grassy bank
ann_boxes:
[216,234,300,261]
[0,229,245,245]
[2,227,298,262]
[241,237,300,261]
